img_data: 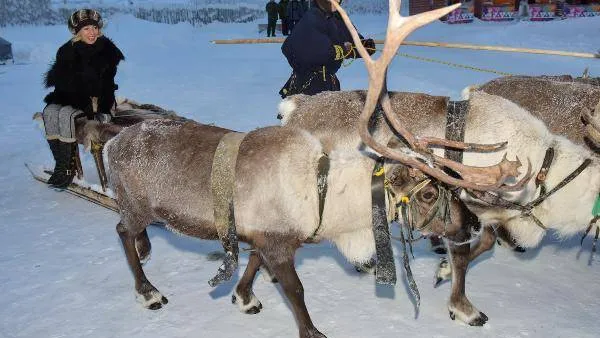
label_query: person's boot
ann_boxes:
[46,139,62,185]
[49,141,76,189]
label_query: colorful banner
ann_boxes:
[446,5,475,24]
[480,5,517,21]
[561,3,600,17]
[528,3,557,21]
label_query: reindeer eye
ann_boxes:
[421,191,435,201]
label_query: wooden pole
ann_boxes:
[211,38,600,59]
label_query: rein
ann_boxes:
[393,177,457,308]
[468,157,592,230]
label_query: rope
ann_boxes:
[358,46,516,76]
[212,38,599,59]
[396,52,517,76]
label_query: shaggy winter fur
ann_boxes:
[463,75,600,150]
[460,92,600,247]
[282,90,600,248]
[279,90,490,326]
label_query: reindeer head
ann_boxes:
[387,165,476,244]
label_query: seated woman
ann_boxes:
[279,0,375,98]
[42,8,124,189]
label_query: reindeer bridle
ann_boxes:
[396,179,454,235]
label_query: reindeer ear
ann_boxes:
[386,137,404,150]
[388,165,409,186]
[408,167,421,178]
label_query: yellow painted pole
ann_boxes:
[211,38,599,59]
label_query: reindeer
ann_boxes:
[104,1,530,336]
[278,10,600,323]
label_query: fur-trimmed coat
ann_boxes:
[44,35,124,117]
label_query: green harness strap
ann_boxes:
[593,194,600,217]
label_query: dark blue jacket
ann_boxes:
[280,6,355,97]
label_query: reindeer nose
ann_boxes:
[276,113,283,120]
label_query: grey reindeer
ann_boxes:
[103,1,532,337]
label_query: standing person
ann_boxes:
[300,0,309,14]
[278,0,290,36]
[266,0,279,37]
[279,0,375,98]
[42,9,124,189]
[286,0,304,32]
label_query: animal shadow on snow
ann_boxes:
[144,224,403,304]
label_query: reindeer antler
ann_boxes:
[332,0,532,192]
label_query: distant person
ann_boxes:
[266,0,279,37]
[279,0,375,98]
[286,0,304,32]
[42,9,124,189]
[279,0,290,36]
[300,0,309,13]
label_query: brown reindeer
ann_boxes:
[104,1,531,336]
[426,75,600,286]
[278,7,600,327]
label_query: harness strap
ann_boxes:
[208,131,246,287]
[468,158,592,230]
[444,100,469,168]
[527,158,591,209]
[305,154,330,243]
[371,157,397,285]
[535,147,555,196]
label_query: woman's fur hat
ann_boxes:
[68,9,103,34]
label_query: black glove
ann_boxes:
[333,42,357,61]
[361,38,376,56]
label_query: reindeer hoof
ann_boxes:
[468,312,488,326]
[301,328,327,338]
[449,310,456,320]
[148,300,163,310]
[232,292,263,314]
[354,258,376,275]
[434,257,451,288]
[245,304,263,315]
[137,287,168,310]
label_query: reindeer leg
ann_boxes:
[258,239,326,338]
[232,251,264,314]
[447,241,488,326]
[116,222,168,310]
[135,229,152,265]
[435,225,496,287]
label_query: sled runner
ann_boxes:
[25,163,118,212]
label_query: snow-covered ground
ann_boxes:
[1,10,600,338]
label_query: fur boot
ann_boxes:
[48,141,76,189]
